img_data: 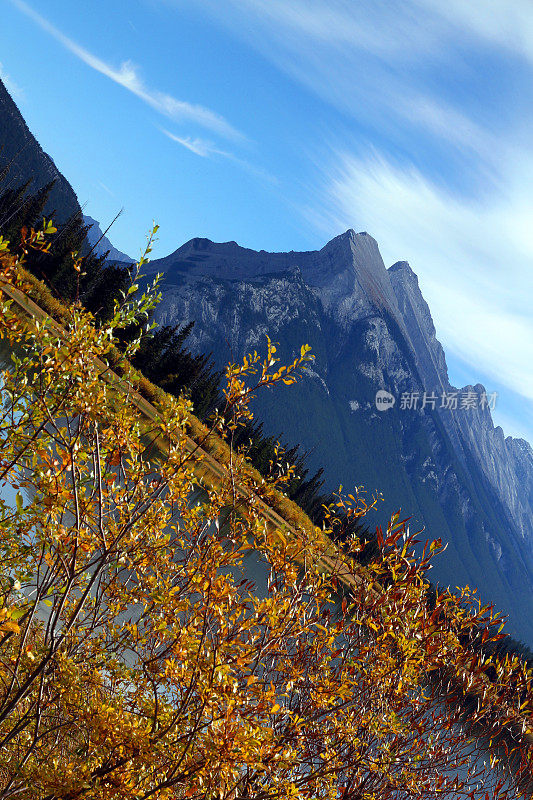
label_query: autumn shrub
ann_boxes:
[0,229,530,799]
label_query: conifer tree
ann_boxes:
[130,322,223,420]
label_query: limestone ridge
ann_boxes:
[147,231,533,645]
[146,230,411,343]
[389,259,533,548]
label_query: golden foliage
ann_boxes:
[0,231,531,799]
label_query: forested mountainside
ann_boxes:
[0,78,136,323]
[0,78,80,224]
[142,232,533,645]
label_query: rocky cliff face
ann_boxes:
[146,230,533,644]
[0,77,81,224]
[389,259,533,548]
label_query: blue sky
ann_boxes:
[1,0,532,443]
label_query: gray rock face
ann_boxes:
[83,216,134,264]
[389,259,533,547]
[146,230,405,327]
[148,230,533,645]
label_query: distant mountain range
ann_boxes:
[83,215,134,264]
[1,75,532,645]
[142,233,533,644]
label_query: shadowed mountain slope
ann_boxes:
[0,77,81,223]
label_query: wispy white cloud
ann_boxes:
[193,0,533,67]
[187,0,528,162]
[313,151,533,409]
[417,0,533,65]
[161,127,278,184]
[188,0,448,60]
[8,0,243,141]
[402,97,498,162]
[98,181,115,197]
[160,129,229,158]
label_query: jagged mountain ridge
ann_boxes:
[144,230,533,644]
[389,259,533,548]
[0,78,81,223]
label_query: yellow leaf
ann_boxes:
[0,620,20,634]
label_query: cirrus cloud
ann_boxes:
[8,0,244,141]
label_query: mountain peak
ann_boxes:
[186,237,214,251]
[325,229,375,248]
[389,259,409,271]
[337,228,358,241]
[389,260,417,279]
[185,236,240,252]
[146,229,404,324]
